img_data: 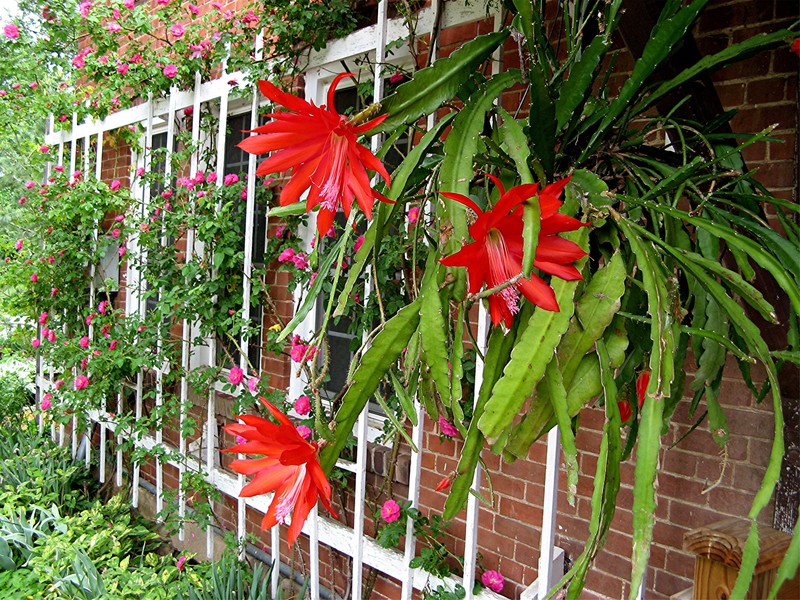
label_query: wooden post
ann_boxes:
[684,517,800,600]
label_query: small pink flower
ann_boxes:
[381,499,401,523]
[55,379,64,390]
[38,311,48,324]
[309,272,317,285]
[123,0,134,8]
[41,393,52,410]
[106,21,121,33]
[296,425,312,440]
[111,228,121,238]
[78,1,92,18]
[292,253,309,270]
[290,335,316,363]
[98,300,107,314]
[47,330,56,343]
[30,273,38,283]
[163,64,178,78]
[51,287,58,297]
[74,375,89,390]
[109,339,118,350]
[228,366,244,386]
[170,23,185,38]
[188,3,200,15]
[277,248,295,262]
[109,179,121,191]
[4,23,19,39]
[98,55,108,64]
[223,173,239,186]
[408,206,420,224]
[25,180,36,189]
[118,246,126,257]
[79,335,90,349]
[136,167,145,177]
[389,72,404,84]
[294,395,311,415]
[275,225,286,238]
[353,235,364,253]
[246,377,258,392]
[40,145,49,153]
[14,239,23,250]
[481,570,504,593]
[31,337,40,349]
[176,555,187,571]
[438,416,459,438]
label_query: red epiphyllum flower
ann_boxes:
[440,175,588,327]
[223,397,338,545]
[238,73,391,235]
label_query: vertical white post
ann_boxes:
[132,94,155,509]
[309,504,320,600]
[116,391,123,488]
[463,306,490,598]
[178,72,202,543]
[206,52,230,557]
[401,405,426,599]
[351,410,369,600]
[93,127,104,475]
[270,525,281,598]
[539,426,561,599]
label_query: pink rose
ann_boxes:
[38,311,48,324]
[41,394,52,410]
[55,379,64,390]
[277,248,295,262]
[292,253,309,270]
[408,206,420,224]
[438,415,459,437]
[40,145,49,153]
[123,0,134,8]
[223,173,239,186]
[14,239,23,250]
[380,499,401,523]
[296,425,312,440]
[74,375,89,390]
[170,23,185,38]
[31,338,40,349]
[47,330,56,343]
[106,21,121,33]
[227,366,244,386]
[176,555,187,571]
[294,395,311,415]
[163,64,177,78]
[30,273,38,283]
[109,339,118,350]
[353,235,364,253]
[110,179,121,191]
[4,24,19,39]
[481,570,504,593]
[79,335,90,349]
[188,3,200,14]
[247,377,258,392]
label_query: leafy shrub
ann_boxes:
[0,355,35,423]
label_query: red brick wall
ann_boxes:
[88,1,797,598]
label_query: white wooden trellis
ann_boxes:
[33,2,584,599]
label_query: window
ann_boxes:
[215,112,265,372]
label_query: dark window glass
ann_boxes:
[216,113,264,372]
